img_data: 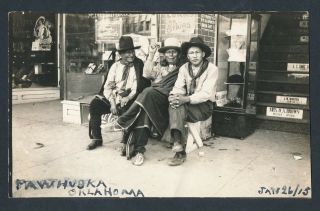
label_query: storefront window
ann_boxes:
[64,14,105,100]
[10,12,57,89]
[62,13,216,101]
[215,13,261,113]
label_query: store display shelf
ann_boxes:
[256,114,309,124]
[257,79,308,85]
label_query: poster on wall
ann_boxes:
[32,16,53,51]
[95,16,122,43]
[161,14,197,41]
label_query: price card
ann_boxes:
[266,107,303,119]
[300,36,309,43]
[287,63,309,72]
[276,96,307,105]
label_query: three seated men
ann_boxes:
[87,36,218,167]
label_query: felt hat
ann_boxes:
[117,36,141,53]
[158,38,181,53]
[181,36,212,58]
[226,74,244,83]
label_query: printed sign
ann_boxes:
[215,91,228,107]
[276,96,307,105]
[248,93,255,101]
[161,14,197,41]
[96,17,122,42]
[300,36,309,43]
[287,63,309,72]
[299,21,308,28]
[266,107,303,119]
[302,13,309,20]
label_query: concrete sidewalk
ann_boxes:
[11,100,311,198]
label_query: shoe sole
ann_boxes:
[86,144,102,150]
[167,158,186,166]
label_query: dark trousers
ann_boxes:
[169,102,213,145]
[122,109,150,154]
[89,97,133,140]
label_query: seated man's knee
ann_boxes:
[169,105,186,116]
[142,87,155,96]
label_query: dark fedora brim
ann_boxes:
[181,42,212,58]
[117,46,141,53]
[158,46,181,53]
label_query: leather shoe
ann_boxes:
[168,152,186,166]
[87,139,102,150]
[131,152,144,166]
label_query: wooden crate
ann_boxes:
[161,116,213,143]
[61,95,94,125]
[61,100,82,124]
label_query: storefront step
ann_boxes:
[259,61,309,70]
[255,116,309,134]
[261,45,308,53]
[256,114,309,124]
[256,92,309,106]
[257,79,308,85]
[256,90,308,96]
[12,87,60,104]
[259,53,309,62]
[256,102,309,110]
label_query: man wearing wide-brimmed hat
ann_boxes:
[87,36,149,150]
[114,37,184,166]
[167,36,219,166]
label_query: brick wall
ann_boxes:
[197,14,216,63]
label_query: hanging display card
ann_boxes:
[287,63,309,72]
[266,107,303,119]
[215,91,228,107]
[276,96,307,105]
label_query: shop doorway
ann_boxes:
[9,12,60,104]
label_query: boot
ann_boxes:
[87,139,102,150]
[167,151,186,166]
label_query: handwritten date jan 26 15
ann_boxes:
[258,185,311,197]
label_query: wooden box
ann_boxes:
[61,100,82,124]
[212,110,255,139]
[61,96,94,125]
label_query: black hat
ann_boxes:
[117,36,141,53]
[181,36,212,58]
[226,74,244,83]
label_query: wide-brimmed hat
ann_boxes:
[158,38,181,53]
[181,36,211,58]
[117,36,141,53]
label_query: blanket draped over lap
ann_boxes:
[117,70,179,136]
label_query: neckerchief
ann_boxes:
[120,62,134,90]
[187,59,208,95]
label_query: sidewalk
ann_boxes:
[11,100,311,198]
